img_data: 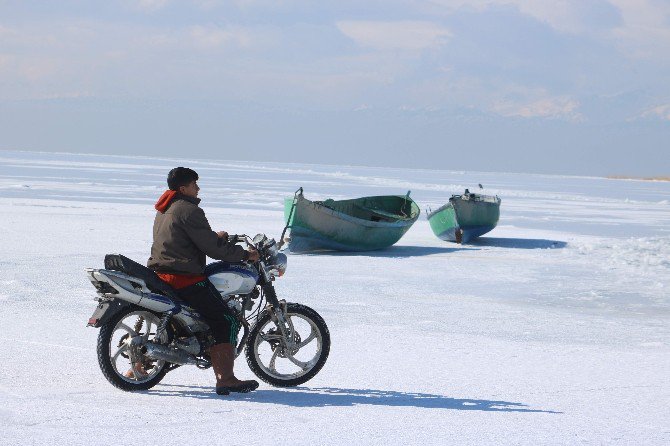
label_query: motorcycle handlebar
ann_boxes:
[227,234,262,263]
[227,234,245,244]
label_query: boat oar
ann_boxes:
[400,190,411,217]
[277,187,303,249]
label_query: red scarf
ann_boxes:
[155,190,178,213]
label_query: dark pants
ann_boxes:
[176,280,240,345]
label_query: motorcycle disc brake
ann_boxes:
[266,328,301,357]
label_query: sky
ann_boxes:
[0,0,669,176]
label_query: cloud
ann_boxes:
[0,1,667,124]
[607,0,670,60]
[427,0,621,34]
[128,23,275,52]
[40,91,94,100]
[188,25,254,49]
[491,95,581,120]
[337,21,451,51]
[0,20,276,101]
[429,0,670,61]
[639,104,670,121]
[126,0,170,12]
[0,25,15,38]
[0,53,11,70]
[17,58,62,82]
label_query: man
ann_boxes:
[147,167,260,395]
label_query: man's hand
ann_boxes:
[246,248,260,262]
[216,231,228,239]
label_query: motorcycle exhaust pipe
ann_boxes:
[144,343,200,366]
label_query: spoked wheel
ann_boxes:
[97,306,171,391]
[246,303,330,387]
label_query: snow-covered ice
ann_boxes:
[0,150,668,445]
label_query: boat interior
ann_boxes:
[317,197,418,222]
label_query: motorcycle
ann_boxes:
[85,233,330,391]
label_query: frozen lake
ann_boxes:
[0,150,668,445]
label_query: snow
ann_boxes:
[0,150,669,445]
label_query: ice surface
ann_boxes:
[0,150,669,445]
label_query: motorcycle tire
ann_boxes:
[97,306,171,391]
[246,303,330,387]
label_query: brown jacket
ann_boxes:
[147,192,246,274]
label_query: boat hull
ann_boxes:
[427,194,500,243]
[284,193,420,252]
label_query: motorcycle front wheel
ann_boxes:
[246,303,330,387]
[97,306,171,391]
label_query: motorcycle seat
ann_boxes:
[104,254,181,301]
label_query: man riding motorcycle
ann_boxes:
[145,167,260,395]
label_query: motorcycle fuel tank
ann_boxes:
[205,261,259,296]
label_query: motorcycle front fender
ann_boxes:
[87,299,132,328]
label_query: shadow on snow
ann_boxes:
[148,385,560,413]
[286,238,567,256]
[289,246,475,258]
[466,237,567,249]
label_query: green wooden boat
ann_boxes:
[282,189,420,252]
[427,189,501,243]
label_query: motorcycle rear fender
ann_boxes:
[87,299,132,328]
[85,268,178,313]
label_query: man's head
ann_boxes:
[167,167,200,198]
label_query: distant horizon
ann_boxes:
[1,147,667,180]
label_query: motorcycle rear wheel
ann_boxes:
[97,306,171,391]
[245,303,330,387]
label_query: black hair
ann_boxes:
[167,167,199,191]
